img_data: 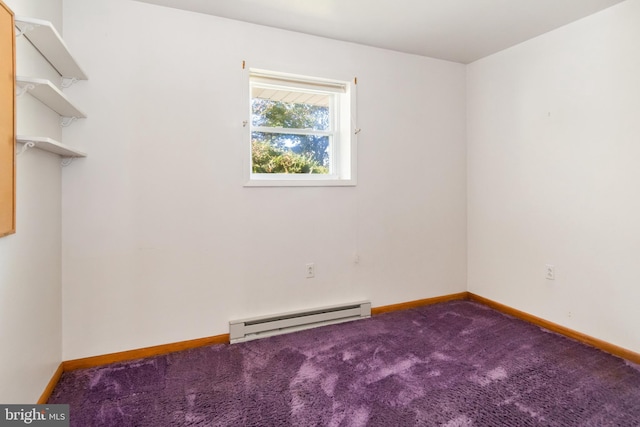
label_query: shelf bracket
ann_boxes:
[16,83,35,97]
[15,23,36,38]
[62,77,78,88]
[60,157,76,167]
[60,116,78,127]
[16,141,36,156]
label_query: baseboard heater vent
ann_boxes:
[229,301,371,344]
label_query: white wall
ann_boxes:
[60,0,467,359]
[467,0,640,353]
[0,0,63,403]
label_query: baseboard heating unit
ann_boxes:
[229,301,371,344]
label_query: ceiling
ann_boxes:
[135,0,625,63]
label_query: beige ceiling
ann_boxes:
[135,0,625,63]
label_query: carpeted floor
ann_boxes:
[49,300,640,426]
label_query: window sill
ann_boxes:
[244,177,356,187]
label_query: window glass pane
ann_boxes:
[246,69,354,185]
[251,132,330,174]
[251,92,330,131]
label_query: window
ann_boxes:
[246,69,356,187]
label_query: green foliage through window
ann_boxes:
[251,97,331,174]
[252,141,328,174]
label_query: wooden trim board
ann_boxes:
[468,293,640,365]
[371,292,469,315]
[63,334,230,371]
[42,291,640,402]
[37,363,63,404]
[63,292,470,373]
[0,0,16,237]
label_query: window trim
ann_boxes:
[244,68,357,187]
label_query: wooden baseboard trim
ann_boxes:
[371,292,469,316]
[37,363,63,404]
[62,293,471,373]
[468,293,640,364]
[63,333,230,372]
[43,291,639,401]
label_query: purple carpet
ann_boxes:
[49,300,640,426]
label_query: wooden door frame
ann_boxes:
[0,0,15,237]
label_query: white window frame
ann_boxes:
[245,68,357,187]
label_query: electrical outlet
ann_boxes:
[306,263,315,278]
[545,264,555,280]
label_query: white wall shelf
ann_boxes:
[17,136,86,158]
[14,16,88,160]
[16,76,86,120]
[14,16,88,81]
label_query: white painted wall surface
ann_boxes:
[467,1,640,352]
[61,0,467,359]
[0,0,63,403]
